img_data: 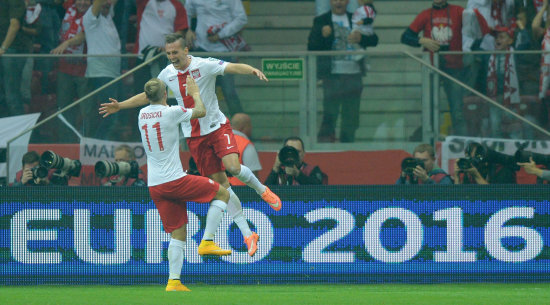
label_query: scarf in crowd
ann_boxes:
[25,3,41,25]
[540,27,550,99]
[487,46,520,105]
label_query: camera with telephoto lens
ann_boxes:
[95,160,139,178]
[401,157,424,174]
[462,142,518,172]
[279,146,300,168]
[456,158,473,171]
[31,166,49,179]
[40,150,81,177]
[515,147,550,169]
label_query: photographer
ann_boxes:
[12,151,50,186]
[396,144,453,185]
[265,137,328,185]
[100,145,146,187]
[452,142,517,184]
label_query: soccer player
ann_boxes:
[139,76,231,292]
[100,33,281,257]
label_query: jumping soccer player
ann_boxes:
[139,76,230,292]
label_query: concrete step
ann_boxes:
[236,97,422,113]
[237,84,422,101]
[243,28,408,46]
[249,1,467,16]
[246,14,418,30]
[233,70,421,86]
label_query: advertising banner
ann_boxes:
[1,186,549,284]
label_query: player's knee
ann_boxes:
[225,163,241,176]
[214,185,230,202]
[171,225,187,241]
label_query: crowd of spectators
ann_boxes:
[1,0,550,146]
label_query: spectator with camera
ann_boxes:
[396,144,453,185]
[97,144,146,186]
[452,142,517,184]
[265,137,328,186]
[12,151,50,186]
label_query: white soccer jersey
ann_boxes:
[157,55,228,137]
[351,5,376,35]
[138,104,193,186]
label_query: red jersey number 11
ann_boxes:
[141,122,165,151]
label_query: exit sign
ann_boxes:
[262,58,304,80]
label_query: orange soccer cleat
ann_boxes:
[261,186,282,211]
[244,232,259,257]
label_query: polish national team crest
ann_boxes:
[191,69,201,79]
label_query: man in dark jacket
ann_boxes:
[397,143,453,184]
[265,137,328,185]
[307,0,378,143]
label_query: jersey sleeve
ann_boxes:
[203,57,228,76]
[352,7,367,25]
[157,68,169,84]
[171,106,193,124]
[409,9,429,33]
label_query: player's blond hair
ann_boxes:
[144,78,166,103]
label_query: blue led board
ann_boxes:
[1,186,549,284]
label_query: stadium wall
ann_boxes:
[1,186,549,285]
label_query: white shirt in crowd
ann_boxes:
[136,0,187,54]
[185,0,247,52]
[138,104,193,186]
[82,6,121,79]
[157,55,228,137]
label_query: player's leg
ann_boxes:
[176,175,231,256]
[198,184,231,255]
[223,153,282,211]
[148,185,191,292]
[166,225,191,292]
[209,171,258,256]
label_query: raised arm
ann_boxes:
[186,76,205,119]
[225,63,268,82]
[532,0,549,39]
[99,92,149,117]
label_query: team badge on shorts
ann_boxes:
[191,69,201,79]
[208,179,214,184]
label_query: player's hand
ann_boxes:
[21,168,33,185]
[284,165,300,177]
[50,42,68,55]
[185,30,197,49]
[99,98,120,118]
[322,25,332,38]
[252,68,268,82]
[348,31,361,44]
[518,157,543,177]
[419,37,440,52]
[207,33,220,43]
[413,165,429,182]
[186,75,199,96]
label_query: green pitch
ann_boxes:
[1,284,549,305]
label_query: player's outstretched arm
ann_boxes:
[187,76,206,119]
[99,93,148,118]
[225,63,268,82]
